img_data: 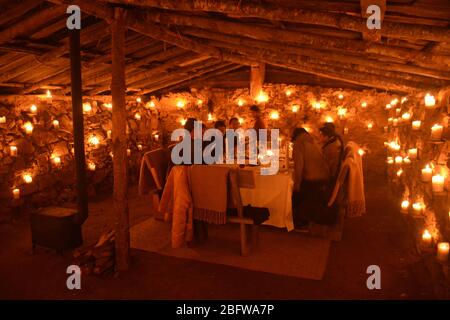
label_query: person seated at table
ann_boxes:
[181,118,207,165]
[291,127,337,228]
[319,122,344,182]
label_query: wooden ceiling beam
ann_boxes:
[0,0,45,27]
[105,0,450,42]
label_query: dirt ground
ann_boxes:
[0,169,436,300]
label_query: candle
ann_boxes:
[23,174,33,184]
[431,124,443,140]
[30,104,37,114]
[52,119,59,129]
[87,162,96,171]
[391,98,399,106]
[396,108,401,116]
[401,97,407,104]
[291,105,299,113]
[432,174,445,192]
[89,135,100,147]
[12,188,20,200]
[314,102,321,113]
[237,99,245,107]
[137,144,143,151]
[147,101,156,108]
[401,200,409,213]
[421,164,433,182]
[197,99,203,106]
[104,103,112,110]
[107,130,112,139]
[136,97,142,103]
[286,89,292,97]
[52,156,61,167]
[403,157,411,165]
[358,148,365,157]
[46,90,52,99]
[270,111,279,120]
[408,148,417,159]
[338,94,344,100]
[0,116,6,123]
[396,169,403,177]
[367,122,373,131]
[134,113,141,121]
[10,145,17,156]
[337,108,347,119]
[325,116,334,123]
[424,93,436,108]
[393,118,398,126]
[412,120,421,130]
[23,121,33,134]
[127,149,131,156]
[154,134,159,141]
[385,103,392,110]
[395,156,403,164]
[387,157,394,165]
[437,242,449,262]
[344,127,349,135]
[388,118,393,125]
[412,202,424,216]
[401,112,411,121]
[83,102,92,113]
[422,230,432,246]
[361,101,367,108]
[256,91,269,103]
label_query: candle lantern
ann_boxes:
[431,124,443,140]
[437,242,449,262]
[432,174,445,193]
[421,164,433,182]
[10,145,18,157]
[12,188,20,200]
[422,230,432,246]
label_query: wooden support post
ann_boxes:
[69,28,88,225]
[111,7,130,271]
[250,63,265,100]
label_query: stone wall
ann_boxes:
[0,84,433,226]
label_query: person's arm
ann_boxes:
[292,141,304,191]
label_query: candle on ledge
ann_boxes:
[10,145,17,157]
[422,230,432,246]
[412,202,424,216]
[82,102,92,114]
[421,164,433,182]
[367,122,373,131]
[401,200,409,213]
[134,113,141,121]
[401,112,411,121]
[0,116,6,123]
[437,242,449,262]
[385,103,392,110]
[30,104,37,114]
[431,124,443,140]
[23,174,33,184]
[12,188,20,200]
[52,119,59,129]
[87,161,96,171]
[408,148,417,159]
[361,102,367,108]
[23,121,33,135]
[425,93,436,108]
[432,174,445,192]
[394,156,403,164]
[412,120,421,130]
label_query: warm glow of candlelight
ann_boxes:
[422,230,432,245]
[256,91,269,104]
[401,200,409,212]
[388,141,400,151]
[46,90,52,98]
[237,98,245,107]
[23,174,33,184]
[412,202,425,215]
[391,98,399,106]
[367,122,373,131]
[0,116,5,123]
[238,117,244,125]
[424,93,436,108]
[30,104,37,114]
[386,157,394,164]
[104,103,112,110]
[23,121,33,134]
[136,97,142,103]
[180,118,187,126]
[134,113,141,121]
[437,242,449,261]
[412,120,421,130]
[361,101,367,108]
[358,148,365,156]
[270,111,279,120]
[52,156,61,167]
[10,145,17,156]
[431,124,443,140]
[422,164,433,182]
[408,148,417,159]
[396,169,403,177]
[385,103,392,110]
[137,144,143,151]
[154,134,159,141]
[291,105,299,113]
[337,108,347,119]
[12,188,20,200]
[176,99,185,108]
[401,97,407,104]
[432,174,445,192]
[52,119,59,129]
[88,135,100,147]
[83,102,92,113]
[325,116,334,123]
[313,102,322,112]
[87,161,96,171]
[127,149,131,157]
[146,101,155,108]
[197,99,203,106]
[285,89,292,96]
[401,112,411,121]
[395,156,403,164]
[208,113,215,121]
[338,94,344,100]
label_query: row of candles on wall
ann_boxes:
[384,93,449,263]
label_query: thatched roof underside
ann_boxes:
[0,0,449,97]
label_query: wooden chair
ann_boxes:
[227,169,259,256]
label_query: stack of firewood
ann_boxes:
[73,230,115,276]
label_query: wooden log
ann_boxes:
[0,5,62,45]
[105,0,450,42]
[111,7,130,272]
[250,63,265,100]
[69,27,88,225]
[183,27,450,80]
[140,10,450,68]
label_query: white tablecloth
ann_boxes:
[239,168,294,231]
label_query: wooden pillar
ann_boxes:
[111,7,130,271]
[69,27,88,225]
[250,63,265,100]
